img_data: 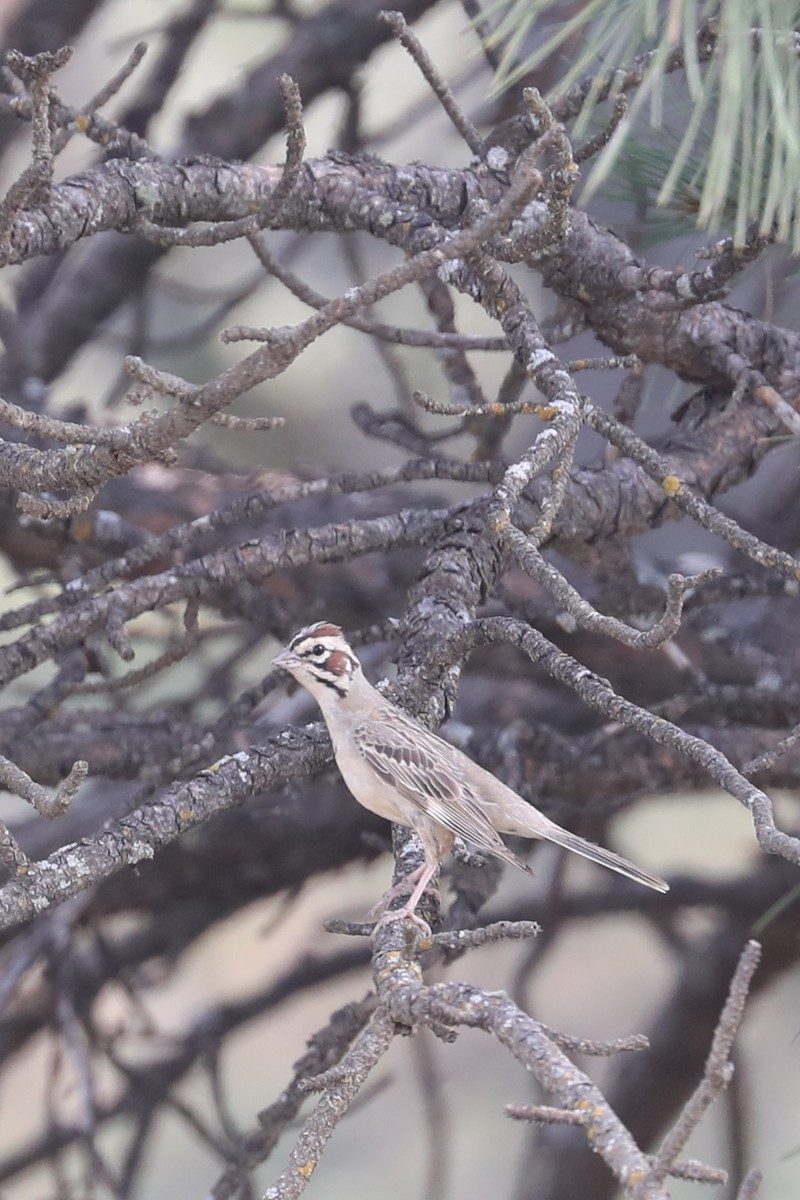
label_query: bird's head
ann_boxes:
[273,622,361,700]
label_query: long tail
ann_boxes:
[538,820,669,892]
[488,785,669,892]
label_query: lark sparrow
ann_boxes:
[273,622,668,925]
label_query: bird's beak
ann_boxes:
[272,647,298,673]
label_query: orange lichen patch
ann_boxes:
[71,515,94,541]
[662,475,682,496]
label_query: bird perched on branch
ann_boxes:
[274,622,668,927]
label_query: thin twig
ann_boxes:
[469,619,800,867]
[381,10,485,157]
[271,75,306,208]
[0,754,88,819]
[262,1010,395,1200]
[651,941,761,1183]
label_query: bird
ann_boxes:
[273,621,669,927]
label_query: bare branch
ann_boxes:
[651,941,761,1183]
[0,754,87,820]
[262,1010,394,1200]
[272,75,306,208]
[467,618,800,867]
[381,10,485,157]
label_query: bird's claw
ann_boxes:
[371,905,432,941]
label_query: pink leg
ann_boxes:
[374,858,441,936]
[368,863,427,918]
[403,860,440,915]
[371,828,452,935]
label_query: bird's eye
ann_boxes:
[311,643,326,658]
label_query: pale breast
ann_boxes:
[332,741,411,825]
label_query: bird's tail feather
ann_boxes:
[465,778,668,892]
[539,822,669,892]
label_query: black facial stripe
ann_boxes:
[317,677,347,697]
[309,664,349,691]
[296,643,356,673]
[293,638,336,657]
[310,664,338,679]
[301,653,337,670]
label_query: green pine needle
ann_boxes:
[480,0,800,249]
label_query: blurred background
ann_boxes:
[0,2,799,1198]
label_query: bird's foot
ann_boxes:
[371,904,432,940]
[367,869,422,918]
[367,882,441,922]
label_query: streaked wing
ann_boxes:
[352,718,511,858]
